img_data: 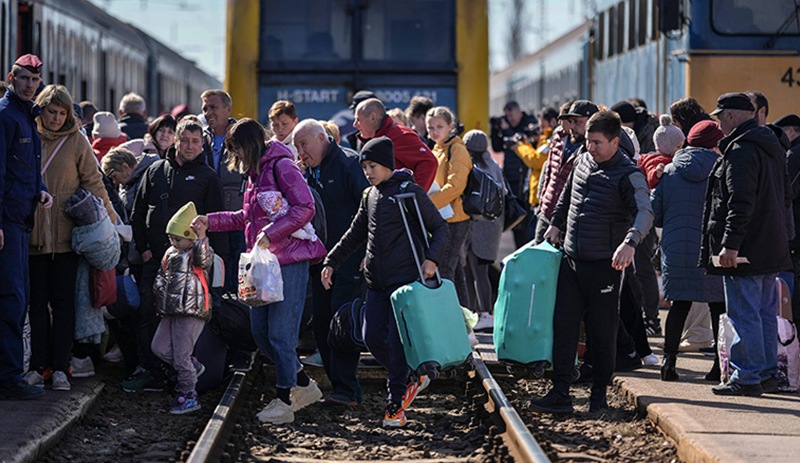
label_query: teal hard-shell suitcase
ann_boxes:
[389,192,473,377]
[494,241,562,371]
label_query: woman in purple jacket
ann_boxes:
[193,118,326,424]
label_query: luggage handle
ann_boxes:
[392,192,442,289]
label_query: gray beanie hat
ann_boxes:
[653,114,685,155]
[462,129,488,153]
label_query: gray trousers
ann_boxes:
[151,315,205,394]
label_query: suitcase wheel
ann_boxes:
[416,361,441,380]
[531,361,550,379]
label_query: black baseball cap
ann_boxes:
[774,114,800,128]
[351,90,377,109]
[709,92,755,116]
[559,100,599,119]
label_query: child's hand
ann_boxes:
[321,265,334,290]
[422,259,437,279]
[191,222,207,239]
[656,163,665,179]
[192,216,209,234]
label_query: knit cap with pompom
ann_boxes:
[652,114,685,156]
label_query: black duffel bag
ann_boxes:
[210,293,258,353]
[328,298,368,352]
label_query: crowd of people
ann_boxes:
[0,51,797,428]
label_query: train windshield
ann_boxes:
[712,0,800,35]
[260,0,454,67]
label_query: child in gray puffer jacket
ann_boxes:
[151,201,213,414]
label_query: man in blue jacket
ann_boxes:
[0,54,53,400]
[294,119,369,406]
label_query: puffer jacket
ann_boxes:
[207,141,327,266]
[515,127,552,206]
[652,147,723,302]
[92,134,128,162]
[539,127,579,220]
[701,119,792,275]
[323,169,449,291]
[357,115,438,191]
[638,152,674,189]
[0,89,46,230]
[429,136,472,223]
[154,237,213,320]
[551,150,653,261]
[30,116,117,255]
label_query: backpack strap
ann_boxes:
[42,136,68,175]
[193,265,210,312]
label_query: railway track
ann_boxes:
[185,354,551,462]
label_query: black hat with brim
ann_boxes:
[710,92,755,115]
[774,114,800,128]
[559,100,599,119]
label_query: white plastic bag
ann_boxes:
[238,246,283,306]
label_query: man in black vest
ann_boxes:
[533,110,653,414]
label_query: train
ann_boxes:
[0,0,220,115]
[491,0,800,118]
[225,0,489,133]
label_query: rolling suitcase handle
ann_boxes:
[392,192,442,288]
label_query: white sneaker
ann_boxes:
[473,313,494,332]
[23,370,44,388]
[300,351,323,368]
[103,346,124,363]
[257,398,294,424]
[291,379,323,411]
[642,354,659,366]
[71,356,95,378]
[468,331,479,347]
[52,370,71,391]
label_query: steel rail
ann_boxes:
[186,370,249,463]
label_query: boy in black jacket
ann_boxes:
[321,136,449,427]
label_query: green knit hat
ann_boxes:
[167,201,198,240]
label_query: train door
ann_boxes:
[16,1,39,57]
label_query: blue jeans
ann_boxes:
[363,287,409,404]
[724,274,779,385]
[250,260,309,389]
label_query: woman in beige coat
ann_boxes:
[24,85,117,391]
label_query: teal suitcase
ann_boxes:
[389,193,473,378]
[494,241,562,373]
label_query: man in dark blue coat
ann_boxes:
[0,55,52,400]
[294,119,370,406]
[702,93,791,396]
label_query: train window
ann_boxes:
[651,0,659,40]
[361,0,454,65]
[638,0,648,46]
[617,1,625,54]
[628,0,636,50]
[608,5,616,58]
[712,0,800,35]
[260,0,352,63]
[596,10,606,61]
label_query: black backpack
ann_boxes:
[448,146,504,221]
[328,298,368,352]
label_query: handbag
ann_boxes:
[90,267,117,308]
[106,273,140,318]
[462,164,504,221]
[502,177,528,232]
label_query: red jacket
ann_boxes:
[92,135,128,163]
[637,152,674,189]
[539,127,579,220]
[206,141,326,266]
[359,116,437,191]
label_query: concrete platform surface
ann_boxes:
[0,378,102,463]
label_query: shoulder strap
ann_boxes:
[42,136,68,175]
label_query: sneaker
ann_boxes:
[71,356,95,378]
[257,398,294,424]
[642,354,659,366]
[382,402,407,428]
[644,316,662,336]
[301,351,323,368]
[228,350,256,372]
[402,375,431,409]
[761,376,780,393]
[712,380,763,397]
[122,369,166,393]
[323,395,359,407]
[0,380,45,400]
[191,357,206,378]
[43,367,71,381]
[103,346,124,363]
[530,390,573,414]
[291,379,323,411]
[170,391,201,414]
[51,371,71,391]
[23,370,44,388]
[473,313,494,332]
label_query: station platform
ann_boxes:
[0,377,103,463]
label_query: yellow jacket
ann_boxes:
[30,118,117,255]
[429,136,472,223]
[515,127,553,206]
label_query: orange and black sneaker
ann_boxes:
[381,402,406,428]
[402,375,431,409]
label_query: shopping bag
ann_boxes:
[238,246,283,306]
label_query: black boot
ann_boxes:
[660,355,679,381]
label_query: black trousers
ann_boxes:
[664,300,726,357]
[29,252,79,373]
[552,256,622,392]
